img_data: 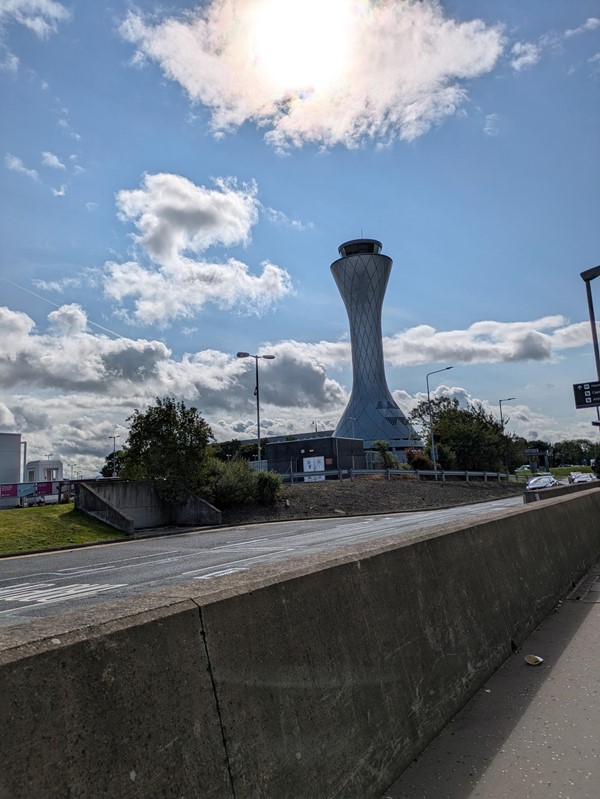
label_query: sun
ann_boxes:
[250,0,356,93]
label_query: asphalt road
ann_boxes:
[0,497,521,627]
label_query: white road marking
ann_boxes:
[57,549,185,572]
[195,568,246,580]
[180,554,271,576]
[0,581,127,607]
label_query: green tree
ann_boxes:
[553,438,595,466]
[121,397,213,501]
[409,397,516,472]
[100,449,126,478]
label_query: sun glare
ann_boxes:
[251,0,356,92]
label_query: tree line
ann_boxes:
[102,397,600,499]
[406,396,599,472]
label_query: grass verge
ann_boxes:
[0,504,125,555]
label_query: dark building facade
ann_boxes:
[265,436,365,478]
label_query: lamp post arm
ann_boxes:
[584,279,600,381]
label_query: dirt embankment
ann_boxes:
[220,475,524,526]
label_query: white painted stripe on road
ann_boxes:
[57,549,185,572]
[0,582,127,607]
[180,554,270,576]
[195,568,245,580]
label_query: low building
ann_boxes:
[24,460,64,483]
[265,436,365,479]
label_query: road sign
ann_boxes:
[573,381,600,409]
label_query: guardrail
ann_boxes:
[285,468,511,484]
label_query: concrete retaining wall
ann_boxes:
[75,479,221,530]
[2,490,600,799]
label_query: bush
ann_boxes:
[406,448,434,470]
[205,459,282,508]
[208,459,257,508]
[256,471,282,505]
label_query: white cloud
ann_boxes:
[42,150,66,169]
[267,317,592,371]
[565,18,600,39]
[120,0,505,149]
[383,317,590,366]
[116,173,259,262]
[5,152,38,180]
[0,0,69,39]
[511,41,541,71]
[263,206,313,230]
[483,113,500,136]
[0,48,19,71]
[32,277,81,293]
[52,184,66,196]
[103,173,293,325]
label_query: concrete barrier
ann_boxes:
[76,479,221,531]
[2,489,600,799]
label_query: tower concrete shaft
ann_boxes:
[331,239,418,449]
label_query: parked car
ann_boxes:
[515,465,530,472]
[525,475,558,491]
[572,473,596,484]
[568,471,582,483]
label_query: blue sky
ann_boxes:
[0,0,599,473]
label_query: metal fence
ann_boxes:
[285,468,512,484]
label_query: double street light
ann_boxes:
[426,366,453,473]
[237,352,276,468]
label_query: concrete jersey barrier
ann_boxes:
[1,489,600,799]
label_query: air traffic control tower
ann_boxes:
[331,239,421,453]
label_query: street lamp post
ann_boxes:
[426,366,454,474]
[581,266,600,380]
[237,351,276,469]
[499,397,516,474]
[109,434,120,477]
[580,266,600,426]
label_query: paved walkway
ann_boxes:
[382,559,600,799]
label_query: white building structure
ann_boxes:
[25,460,64,483]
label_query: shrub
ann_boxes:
[406,448,434,470]
[208,459,257,508]
[256,471,282,505]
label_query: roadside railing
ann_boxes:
[285,468,512,484]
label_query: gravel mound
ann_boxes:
[220,475,524,526]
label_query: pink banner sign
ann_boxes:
[1,484,17,498]
[35,482,53,495]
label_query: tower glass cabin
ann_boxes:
[331,239,421,453]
